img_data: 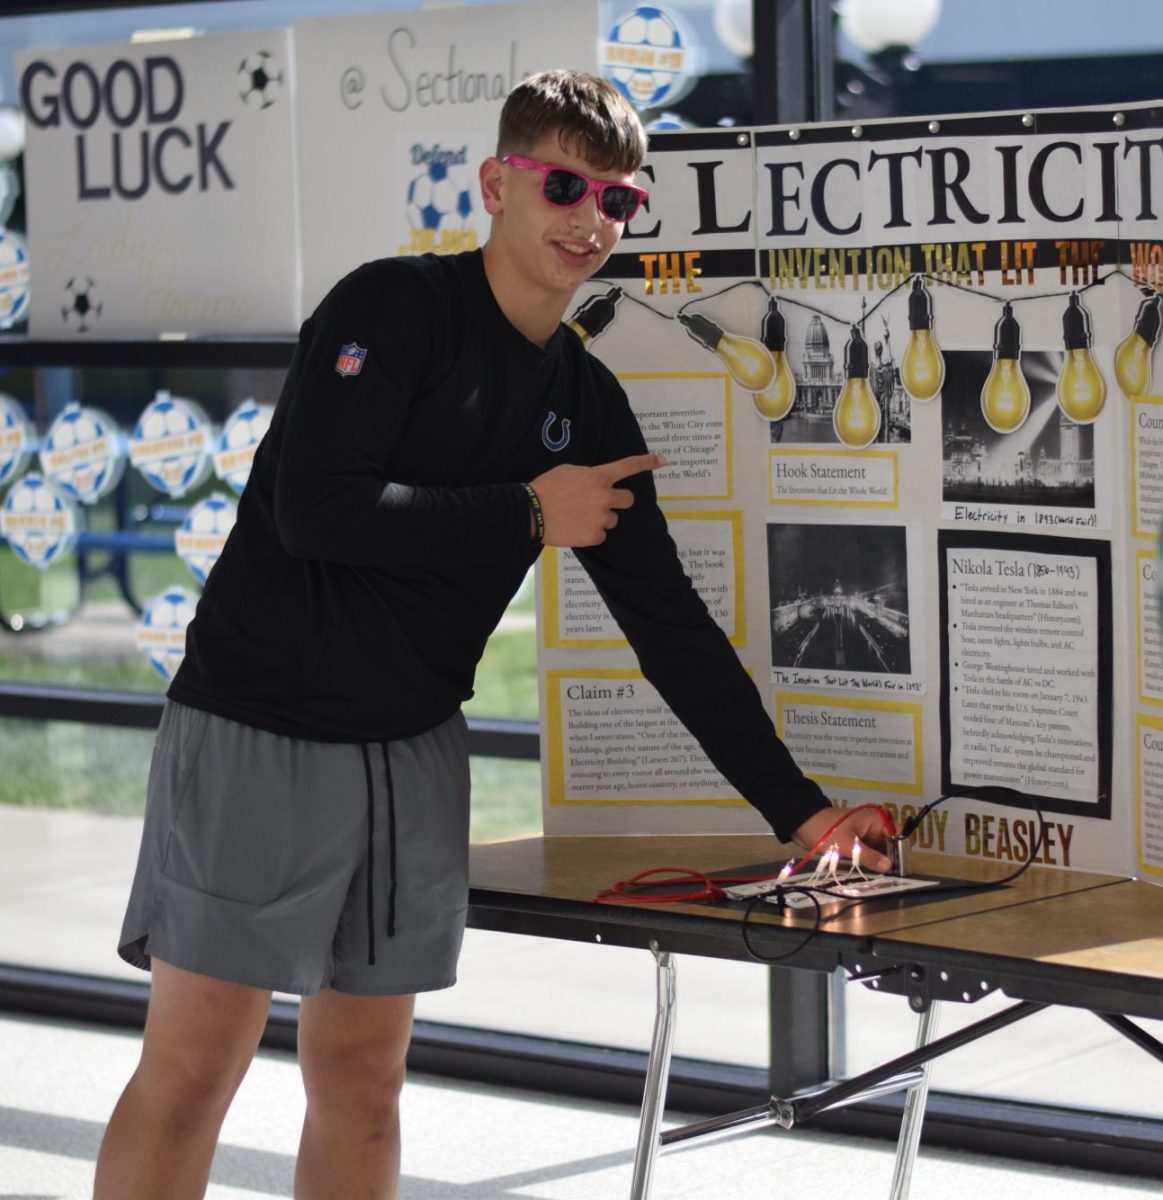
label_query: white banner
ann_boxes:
[18,30,298,336]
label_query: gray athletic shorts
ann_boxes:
[117,699,471,996]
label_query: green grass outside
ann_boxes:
[0,557,543,839]
[0,717,540,841]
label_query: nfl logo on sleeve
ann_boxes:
[335,343,367,377]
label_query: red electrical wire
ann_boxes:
[592,803,897,906]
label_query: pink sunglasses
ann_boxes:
[501,154,649,223]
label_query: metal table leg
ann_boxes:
[629,942,677,1200]
[889,1000,941,1199]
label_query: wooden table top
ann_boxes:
[469,834,1123,937]
[468,836,1162,1015]
[873,877,1163,981]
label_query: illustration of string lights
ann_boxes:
[567,267,1161,450]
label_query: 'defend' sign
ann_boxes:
[293,0,599,317]
[17,30,298,337]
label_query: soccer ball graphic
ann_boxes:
[0,228,30,330]
[0,472,80,569]
[0,393,33,489]
[238,50,283,110]
[406,161,473,231]
[604,6,691,110]
[61,276,101,333]
[135,586,199,682]
[213,399,273,494]
[129,392,215,498]
[40,402,126,504]
[176,492,237,585]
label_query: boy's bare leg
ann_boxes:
[93,957,273,1200]
[294,988,415,1200]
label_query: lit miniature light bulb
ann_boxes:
[832,325,881,449]
[900,277,945,401]
[678,312,776,392]
[980,302,1031,434]
[1115,289,1162,399]
[850,837,863,878]
[566,286,623,349]
[777,859,795,881]
[1055,292,1106,424]
[751,296,797,420]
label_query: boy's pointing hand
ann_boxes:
[528,453,666,547]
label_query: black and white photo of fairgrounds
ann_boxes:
[942,350,1095,509]
[767,523,911,675]
[767,314,912,446]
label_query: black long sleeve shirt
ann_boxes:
[168,249,829,841]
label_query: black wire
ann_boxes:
[675,278,765,318]
[593,263,1144,340]
[741,786,1049,953]
[586,279,675,322]
[894,785,1048,896]
[740,886,822,964]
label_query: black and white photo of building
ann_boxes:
[942,350,1095,508]
[768,315,912,445]
[767,523,911,675]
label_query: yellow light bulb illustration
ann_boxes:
[1055,293,1106,424]
[718,332,776,391]
[1057,351,1106,423]
[754,354,796,419]
[678,312,775,392]
[832,326,882,449]
[980,303,1031,434]
[1116,331,1153,398]
[1114,290,1161,399]
[566,286,623,349]
[900,277,945,401]
[752,296,797,420]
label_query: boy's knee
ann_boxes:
[302,1050,407,1118]
[131,1061,245,1133]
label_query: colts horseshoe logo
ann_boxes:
[542,411,571,452]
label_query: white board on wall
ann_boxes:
[17,30,299,337]
[292,0,599,319]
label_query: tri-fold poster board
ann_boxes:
[539,102,1163,888]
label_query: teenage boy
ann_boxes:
[95,69,890,1199]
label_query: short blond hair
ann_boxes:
[497,69,647,174]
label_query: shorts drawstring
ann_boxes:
[360,742,376,966]
[381,741,398,939]
[360,740,400,967]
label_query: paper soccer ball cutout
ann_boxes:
[60,276,101,333]
[0,472,80,569]
[213,399,273,494]
[605,6,691,110]
[0,227,30,330]
[129,392,215,498]
[175,492,237,585]
[135,586,198,682]
[0,393,34,489]
[406,160,473,232]
[238,50,284,110]
[40,402,126,504]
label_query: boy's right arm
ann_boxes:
[272,266,532,569]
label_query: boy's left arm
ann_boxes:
[573,398,890,867]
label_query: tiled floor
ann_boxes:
[2,1009,1162,1200]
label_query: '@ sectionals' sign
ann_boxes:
[292,0,599,316]
[17,29,297,336]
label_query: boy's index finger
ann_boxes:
[595,453,667,483]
